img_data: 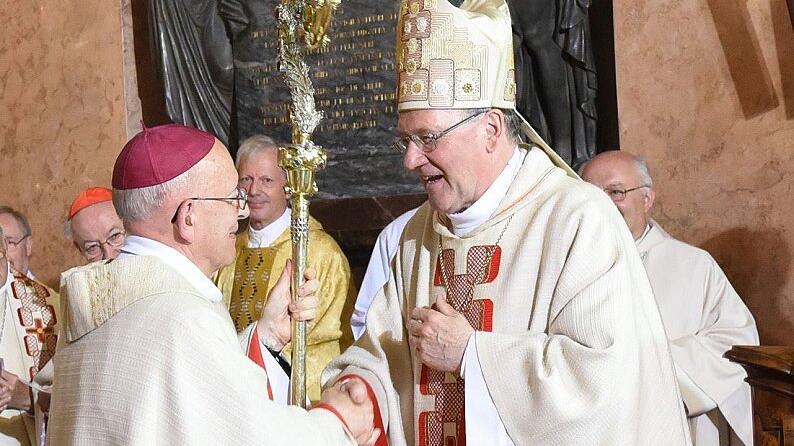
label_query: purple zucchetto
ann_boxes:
[112,124,215,190]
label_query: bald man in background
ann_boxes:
[582,151,759,446]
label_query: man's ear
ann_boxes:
[484,109,505,153]
[173,201,196,244]
[24,237,32,258]
[644,188,656,214]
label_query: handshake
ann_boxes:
[314,377,381,446]
[263,262,381,445]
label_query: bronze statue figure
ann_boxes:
[149,0,235,146]
[507,0,598,169]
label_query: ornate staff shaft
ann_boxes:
[275,0,338,408]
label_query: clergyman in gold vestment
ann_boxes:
[215,135,355,402]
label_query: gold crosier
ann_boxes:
[275,0,339,407]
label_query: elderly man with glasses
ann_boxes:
[48,124,377,445]
[322,1,690,444]
[0,207,37,281]
[582,150,759,446]
[64,187,127,264]
[214,134,356,404]
[0,221,59,446]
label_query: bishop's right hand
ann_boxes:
[256,259,320,352]
[318,378,380,446]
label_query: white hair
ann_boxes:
[460,108,522,145]
[235,135,278,168]
[112,167,197,223]
[634,156,654,188]
[0,225,5,255]
[578,152,654,190]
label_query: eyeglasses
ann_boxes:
[603,185,650,202]
[392,110,487,153]
[81,230,126,259]
[4,234,29,250]
[171,187,249,223]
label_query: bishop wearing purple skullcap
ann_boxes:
[48,124,377,445]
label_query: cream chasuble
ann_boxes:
[48,241,354,445]
[637,221,758,446]
[125,236,291,403]
[324,147,691,446]
[0,264,58,446]
[215,215,355,402]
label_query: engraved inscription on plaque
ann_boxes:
[233,0,421,198]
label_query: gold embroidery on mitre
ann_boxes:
[428,59,454,107]
[406,58,418,75]
[407,38,419,54]
[402,69,429,101]
[400,81,411,97]
[455,68,481,101]
[396,0,516,111]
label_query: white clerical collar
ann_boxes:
[447,147,525,237]
[118,235,223,302]
[635,223,653,246]
[0,262,11,296]
[26,270,36,281]
[248,208,291,248]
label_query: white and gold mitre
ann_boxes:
[395,0,579,177]
[396,0,515,111]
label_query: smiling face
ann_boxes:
[70,201,126,263]
[399,109,497,214]
[190,140,250,271]
[236,148,288,230]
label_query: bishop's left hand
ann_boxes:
[408,294,474,373]
[257,259,320,352]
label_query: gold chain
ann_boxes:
[437,215,513,294]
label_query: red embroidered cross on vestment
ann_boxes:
[418,245,500,446]
[10,274,57,380]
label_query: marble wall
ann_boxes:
[614,0,794,345]
[0,0,135,286]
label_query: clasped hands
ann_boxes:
[0,369,32,412]
[256,259,319,352]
